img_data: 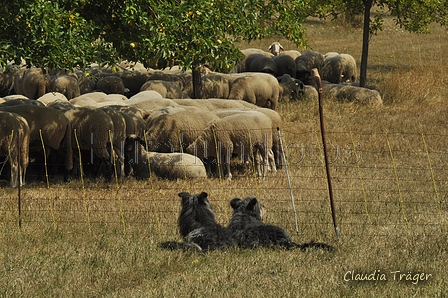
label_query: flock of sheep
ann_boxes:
[0,43,382,187]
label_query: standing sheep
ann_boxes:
[145,106,220,153]
[0,111,30,187]
[321,53,357,83]
[49,102,115,179]
[0,105,73,182]
[50,75,81,100]
[95,75,125,95]
[228,73,280,110]
[186,112,274,179]
[243,54,277,75]
[140,79,186,99]
[294,51,325,87]
[124,135,207,179]
[13,68,51,100]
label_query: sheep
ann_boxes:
[0,111,30,187]
[321,53,357,83]
[49,75,81,100]
[243,54,277,75]
[69,92,109,107]
[278,74,306,102]
[95,75,125,94]
[144,106,220,153]
[268,42,284,56]
[228,72,280,110]
[294,51,325,87]
[99,106,128,177]
[268,42,301,59]
[0,105,73,182]
[145,71,192,92]
[173,98,258,111]
[117,70,153,97]
[123,135,207,180]
[37,92,69,106]
[13,68,51,100]
[124,91,180,110]
[211,108,281,170]
[183,73,231,99]
[140,79,186,99]
[232,48,274,73]
[185,112,274,179]
[48,103,115,179]
[322,83,383,105]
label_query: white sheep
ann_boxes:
[186,112,274,179]
[124,135,207,180]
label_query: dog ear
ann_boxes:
[246,198,259,211]
[178,192,190,198]
[230,198,241,210]
[197,192,208,204]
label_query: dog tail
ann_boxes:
[158,241,190,251]
[294,241,335,251]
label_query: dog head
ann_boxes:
[230,197,266,222]
[177,191,216,237]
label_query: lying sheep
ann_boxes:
[124,135,207,179]
[321,53,357,83]
[186,112,274,179]
[323,83,383,105]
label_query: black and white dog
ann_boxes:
[160,191,233,253]
[228,197,333,251]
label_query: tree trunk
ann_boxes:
[360,0,373,87]
[192,64,203,99]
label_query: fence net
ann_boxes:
[1,128,447,239]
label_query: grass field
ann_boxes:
[1,14,448,297]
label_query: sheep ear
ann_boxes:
[230,198,241,210]
[246,198,259,211]
[280,45,284,51]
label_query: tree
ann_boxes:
[1,0,308,71]
[307,0,448,87]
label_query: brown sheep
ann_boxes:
[0,105,73,181]
[186,112,274,179]
[13,68,51,100]
[140,79,186,99]
[0,111,30,187]
[228,73,280,110]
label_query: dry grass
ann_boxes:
[1,15,448,297]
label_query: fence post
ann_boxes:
[17,129,22,229]
[312,68,339,239]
